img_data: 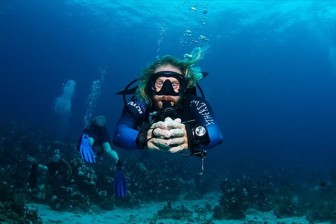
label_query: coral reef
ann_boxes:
[213,177,249,219]
[305,183,336,223]
[0,176,41,223]
[0,200,41,224]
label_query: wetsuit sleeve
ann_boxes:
[187,96,223,149]
[113,98,147,149]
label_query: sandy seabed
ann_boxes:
[27,193,321,224]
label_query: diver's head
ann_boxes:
[52,149,61,163]
[52,154,61,163]
[146,65,187,109]
[136,47,207,106]
[91,116,106,127]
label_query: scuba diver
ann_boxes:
[113,47,223,166]
[28,149,72,189]
[78,115,126,198]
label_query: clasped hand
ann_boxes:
[147,117,188,153]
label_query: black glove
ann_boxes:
[136,123,150,149]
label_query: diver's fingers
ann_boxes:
[169,143,187,153]
[169,128,186,138]
[147,138,161,151]
[152,128,171,138]
[169,137,186,145]
[151,138,171,151]
[168,135,189,153]
[151,121,168,130]
[164,119,185,129]
[164,117,174,123]
[147,141,160,151]
[173,118,182,123]
[165,117,186,129]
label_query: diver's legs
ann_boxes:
[102,142,119,163]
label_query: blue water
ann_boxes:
[1,0,335,180]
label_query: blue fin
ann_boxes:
[114,160,127,198]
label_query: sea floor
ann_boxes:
[27,193,317,224]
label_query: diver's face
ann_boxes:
[154,77,180,93]
[153,65,183,109]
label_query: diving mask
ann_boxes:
[147,71,187,97]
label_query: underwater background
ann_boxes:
[0,0,336,223]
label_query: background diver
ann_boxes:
[28,149,72,189]
[78,115,127,198]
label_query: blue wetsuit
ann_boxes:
[113,94,223,150]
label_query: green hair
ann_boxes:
[136,46,208,105]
